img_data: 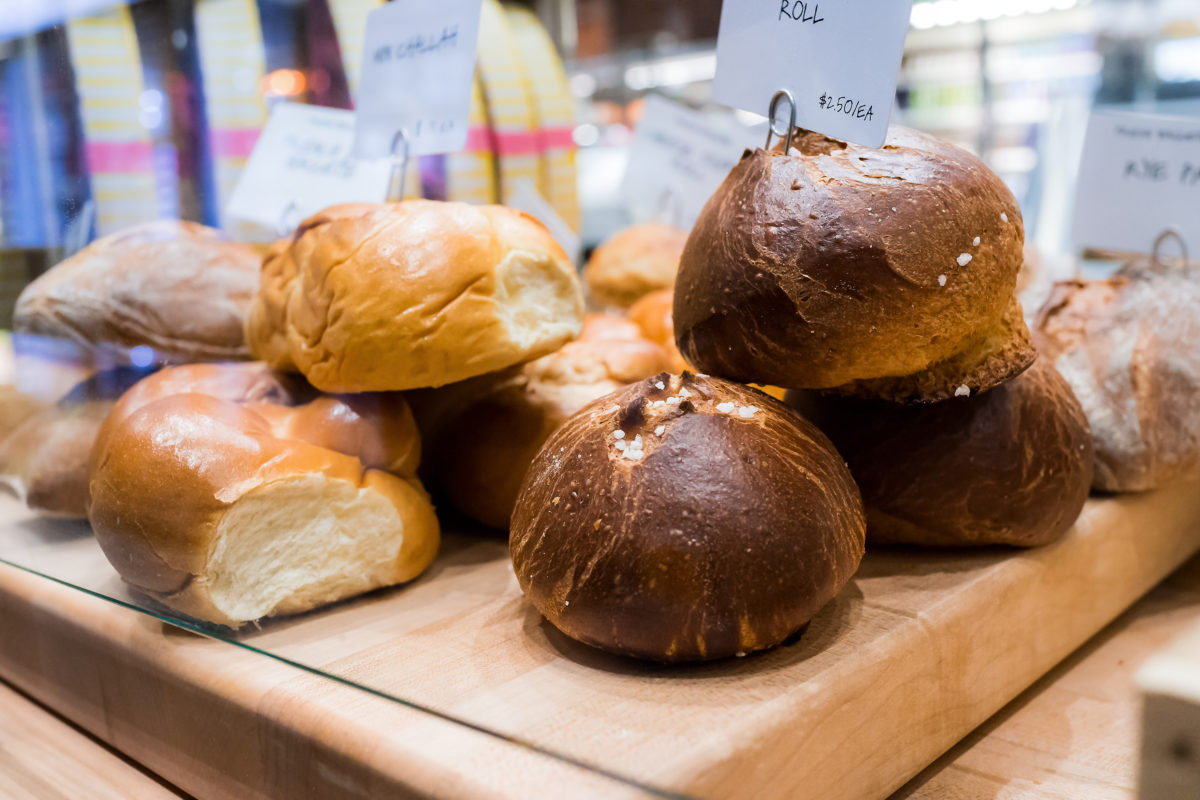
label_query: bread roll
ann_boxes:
[510,373,865,662]
[627,288,689,373]
[674,127,1035,403]
[245,201,585,392]
[14,220,259,363]
[0,386,48,443]
[790,357,1093,547]
[584,223,688,308]
[431,313,672,528]
[1033,257,1200,491]
[0,367,151,518]
[89,364,437,627]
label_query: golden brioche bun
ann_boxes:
[246,201,585,392]
[584,223,688,308]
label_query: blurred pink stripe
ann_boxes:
[85,141,153,171]
[210,128,260,158]
[464,125,575,155]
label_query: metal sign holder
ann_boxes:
[764,89,797,152]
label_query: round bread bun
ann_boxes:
[789,357,1093,547]
[88,363,437,627]
[674,127,1035,403]
[1033,256,1200,491]
[430,313,671,529]
[627,288,689,373]
[245,200,585,392]
[14,220,259,364]
[584,223,688,308]
[510,373,865,662]
[0,367,152,518]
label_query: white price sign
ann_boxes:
[620,94,761,230]
[226,103,391,231]
[713,0,913,149]
[353,0,483,159]
[1072,111,1200,255]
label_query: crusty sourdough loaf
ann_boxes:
[0,367,151,518]
[430,313,672,529]
[245,201,585,392]
[674,127,1035,403]
[14,220,259,363]
[510,373,865,662]
[790,357,1093,547]
[584,223,688,308]
[1033,257,1200,491]
[88,363,437,627]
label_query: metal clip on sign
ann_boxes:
[1152,227,1190,267]
[388,129,411,202]
[764,89,797,153]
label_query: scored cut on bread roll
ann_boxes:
[88,363,437,627]
[430,313,672,529]
[245,200,586,392]
[14,220,259,364]
[1033,256,1200,492]
[789,357,1093,547]
[674,127,1035,403]
[0,367,152,518]
[510,373,865,662]
[584,223,688,308]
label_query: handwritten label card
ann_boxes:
[353,0,483,159]
[620,94,762,230]
[713,0,913,148]
[1073,111,1200,255]
[227,103,391,231]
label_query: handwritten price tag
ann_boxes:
[1072,111,1200,255]
[353,0,483,159]
[620,94,761,229]
[713,0,913,148]
[226,103,391,231]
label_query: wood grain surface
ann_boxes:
[0,679,184,800]
[0,484,1198,800]
[895,554,1200,799]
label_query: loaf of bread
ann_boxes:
[674,127,1035,403]
[245,201,585,392]
[510,373,865,661]
[430,313,672,528]
[1033,257,1200,491]
[790,357,1093,547]
[14,221,259,364]
[0,367,151,517]
[584,223,688,308]
[88,362,437,627]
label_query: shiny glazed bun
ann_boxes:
[584,223,688,308]
[510,373,865,662]
[674,127,1035,403]
[790,357,1093,547]
[245,201,585,392]
[14,220,259,363]
[432,313,672,528]
[88,363,437,627]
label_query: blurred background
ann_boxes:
[1,0,1198,325]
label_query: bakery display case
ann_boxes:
[1,2,1199,799]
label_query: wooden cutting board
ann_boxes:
[1,484,1198,800]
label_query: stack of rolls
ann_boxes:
[509,125,1099,663]
[77,200,588,627]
